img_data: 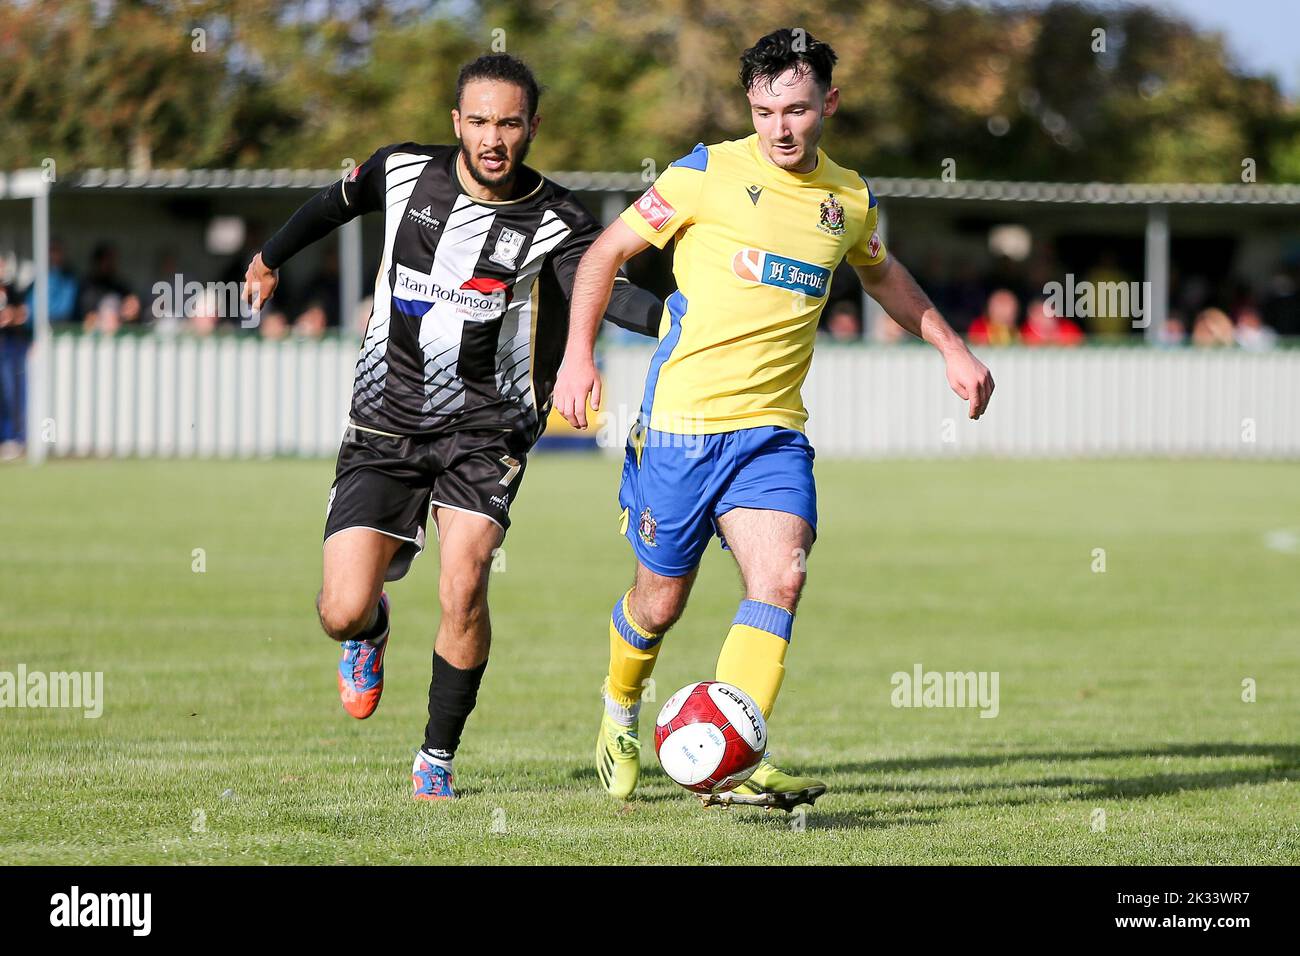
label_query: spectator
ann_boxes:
[967,288,1020,345]
[1234,306,1278,351]
[188,288,222,337]
[80,243,142,334]
[0,263,30,459]
[945,261,987,334]
[1261,267,1299,338]
[1021,296,1084,346]
[258,310,290,340]
[23,240,79,325]
[293,248,341,338]
[1191,307,1235,347]
[823,300,863,342]
[148,250,185,335]
[1157,312,1187,347]
[871,314,907,344]
[1083,251,1131,341]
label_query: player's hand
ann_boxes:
[242,253,278,310]
[553,355,601,429]
[944,345,994,420]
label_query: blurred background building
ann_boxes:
[1,0,1297,460]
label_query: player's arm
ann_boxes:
[848,189,995,420]
[605,277,663,337]
[853,254,994,419]
[241,146,394,310]
[548,198,662,340]
[554,156,704,427]
[553,218,652,428]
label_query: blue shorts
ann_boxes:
[618,424,817,577]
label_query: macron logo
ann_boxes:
[50,886,152,936]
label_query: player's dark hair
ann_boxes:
[456,53,542,118]
[739,28,837,94]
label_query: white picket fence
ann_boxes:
[28,333,1300,459]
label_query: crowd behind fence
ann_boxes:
[17,332,1299,461]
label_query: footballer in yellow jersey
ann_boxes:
[619,132,887,435]
[555,28,994,808]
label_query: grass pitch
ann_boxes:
[1,454,1297,865]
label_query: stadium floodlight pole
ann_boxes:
[1144,204,1169,343]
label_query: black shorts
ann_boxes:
[323,422,531,581]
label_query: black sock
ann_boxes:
[356,596,388,643]
[422,652,488,761]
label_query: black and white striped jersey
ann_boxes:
[261,142,661,439]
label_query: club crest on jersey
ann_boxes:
[489,228,525,269]
[638,508,657,547]
[633,186,675,232]
[817,193,845,236]
[732,248,831,298]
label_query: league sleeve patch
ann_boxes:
[633,186,676,232]
[868,231,882,259]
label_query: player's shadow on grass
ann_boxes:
[834,742,1298,776]
[571,743,1298,827]
[824,741,1300,817]
[728,808,939,831]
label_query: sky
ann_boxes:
[984,0,1299,95]
[1153,0,1300,95]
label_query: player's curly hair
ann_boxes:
[456,53,542,118]
[739,28,837,94]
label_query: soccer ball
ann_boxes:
[654,681,767,794]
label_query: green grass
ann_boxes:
[1,454,1297,865]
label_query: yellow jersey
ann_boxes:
[619,134,887,434]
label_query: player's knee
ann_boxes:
[758,569,805,613]
[438,567,489,627]
[316,589,370,642]
[629,586,687,634]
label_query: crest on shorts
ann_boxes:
[817,193,845,236]
[638,507,657,547]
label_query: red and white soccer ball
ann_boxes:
[654,681,767,794]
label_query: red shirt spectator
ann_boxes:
[967,288,1020,345]
[1021,297,1084,346]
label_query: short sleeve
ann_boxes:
[618,145,708,249]
[845,184,888,267]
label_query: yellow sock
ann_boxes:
[605,589,663,711]
[715,599,793,720]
